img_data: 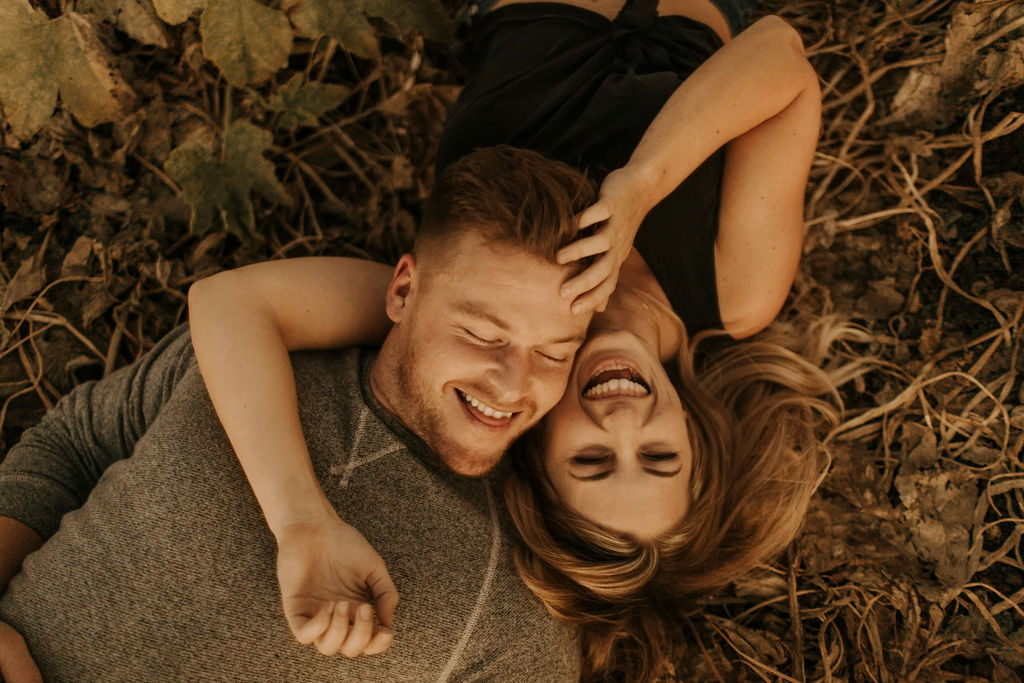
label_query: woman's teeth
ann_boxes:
[459,390,513,419]
[583,377,649,398]
[582,363,651,398]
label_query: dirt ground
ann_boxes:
[1,0,1022,679]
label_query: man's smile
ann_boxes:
[456,389,519,428]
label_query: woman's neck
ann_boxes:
[592,249,685,362]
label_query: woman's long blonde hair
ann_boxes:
[504,316,861,681]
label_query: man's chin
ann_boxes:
[437,445,506,477]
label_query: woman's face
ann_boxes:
[542,328,693,541]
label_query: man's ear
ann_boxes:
[385,254,417,324]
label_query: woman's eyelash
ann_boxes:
[643,452,678,462]
[572,454,611,465]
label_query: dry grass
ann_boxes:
[1,0,1022,679]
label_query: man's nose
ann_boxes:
[488,347,532,405]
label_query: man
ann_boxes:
[0,146,593,680]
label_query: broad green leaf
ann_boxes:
[282,0,451,60]
[55,12,139,127]
[151,0,204,24]
[269,73,349,132]
[366,0,450,44]
[165,120,290,238]
[0,0,59,139]
[200,0,292,85]
[77,0,169,48]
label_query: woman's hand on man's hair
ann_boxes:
[556,165,653,314]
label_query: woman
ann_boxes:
[189,1,838,679]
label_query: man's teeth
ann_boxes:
[583,378,649,398]
[460,391,513,419]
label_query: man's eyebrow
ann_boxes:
[454,300,585,345]
[455,300,510,331]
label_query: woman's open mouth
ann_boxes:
[582,362,650,399]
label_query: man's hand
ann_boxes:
[275,515,399,658]
[557,165,653,314]
[0,622,42,683]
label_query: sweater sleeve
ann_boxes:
[0,324,195,539]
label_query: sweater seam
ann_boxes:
[437,481,501,681]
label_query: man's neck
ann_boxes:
[368,338,402,421]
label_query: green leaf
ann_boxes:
[269,73,349,132]
[365,0,450,44]
[151,0,205,25]
[200,0,292,86]
[0,0,59,139]
[77,0,169,48]
[164,120,290,238]
[282,0,451,59]
[0,3,137,139]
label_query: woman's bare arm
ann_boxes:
[189,257,399,655]
[560,16,821,335]
[188,257,393,532]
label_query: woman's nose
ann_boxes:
[596,399,649,429]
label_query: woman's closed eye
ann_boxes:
[642,452,678,462]
[571,453,612,466]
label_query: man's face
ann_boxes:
[374,233,590,476]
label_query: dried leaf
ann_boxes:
[0,0,60,139]
[164,120,290,238]
[77,0,169,48]
[283,0,451,59]
[55,12,139,128]
[856,278,905,320]
[269,73,349,132]
[60,235,98,275]
[889,2,1024,126]
[200,0,292,85]
[0,257,46,314]
[150,0,204,24]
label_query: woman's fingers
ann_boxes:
[369,572,399,629]
[572,275,618,315]
[561,253,614,301]
[362,627,395,656]
[291,601,334,645]
[313,602,352,655]
[339,603,376,658]
[578,200,612,230]
[557,230,612,265]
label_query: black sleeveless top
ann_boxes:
[436,1,726,333]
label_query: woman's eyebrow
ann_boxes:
[569,467,682,482]
[569,470,613,482]
[643,467,683,478]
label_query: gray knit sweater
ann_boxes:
[0,326,580,681]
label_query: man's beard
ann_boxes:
[393,344,509,476]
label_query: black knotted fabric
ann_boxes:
[437,0,727,334]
